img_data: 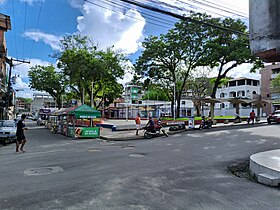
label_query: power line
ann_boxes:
[117,0,247,36]
[183,0,247,18]
[11,0,18,58]
[84,0,173,29]
[23,0,28,59]
[101,0,176,27]
[200,0,248,17]
[174,0,241,18]
[29,0,44,58]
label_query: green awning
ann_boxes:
[68,104,101,118]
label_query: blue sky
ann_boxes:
[0,0,252,98]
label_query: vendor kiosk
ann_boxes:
[66,105,101,139]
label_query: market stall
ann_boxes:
[67,105,101,139]
[56,106,77,135]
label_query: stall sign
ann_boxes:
[75,127,100,138]
[78,115,97,119]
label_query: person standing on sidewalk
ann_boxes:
[249,110,256,125]
[16,114,28,153]
[135,113,141,135]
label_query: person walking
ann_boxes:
[16,114,28,153]
[135,113,141,136]
[249,110,256,125]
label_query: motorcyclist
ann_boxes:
[146,116,155,131]
[200,116,212,129]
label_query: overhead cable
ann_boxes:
[29,0,44,58]
[84,0,173,29]
[101,0,176,27]
[23,1,28,59]
[11,0,18,58]
[117,0,247,36]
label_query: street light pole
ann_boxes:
[125,84,128,122]
[91,81,93,107]
[173,83,175,120]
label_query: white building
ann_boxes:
[31,93,57,113]
[215,77,261,116]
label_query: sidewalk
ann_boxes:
[99,118,268,141]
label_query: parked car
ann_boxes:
[0,120,17,144]
[267,110,280,124]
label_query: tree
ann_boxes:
[135,12,211,118]
[57,35,125,108]
[28,65,66,109]
[197,17,263,117]
[188,68,213,116]
[272,74,280,93]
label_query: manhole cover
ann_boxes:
[129,153,146,158]
[88,148,102,152]
[24,166,63,176]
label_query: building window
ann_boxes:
[252,91,256,95]
[267,94,270,98]
[229,91,236,97]
[272,68,280,74]
[247,79,251,85]
[220,93,225,98]
[229,81,236,87]
[220,103,225,108]
[237,91,245,97]
[237,80,245,86]
[253,80,258,86]
[182,101,186,105]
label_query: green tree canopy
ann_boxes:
[194,17,263,117]
[28,65,66,109]
[135,12,211,118]
[56,35,126,108]
[272,74,280,93]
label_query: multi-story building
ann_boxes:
[31,93,57,114]
[215,77,261,116]
[260,63,280,116]
[124,83,141,105]
[0,14,11,119]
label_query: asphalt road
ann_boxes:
[0,120,280,210]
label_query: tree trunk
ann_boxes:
[176,96,181,118]
[171,100,175,119]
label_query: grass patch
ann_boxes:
[161,116,248,121]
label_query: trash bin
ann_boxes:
[188,117,195,129]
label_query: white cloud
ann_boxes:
[23,30,62,50]
[117,60,134,86]
[228,63,260,80]
[206,63,260,80]
[75,1,145,54]
[12,58,52,98]
[0,0,5,4]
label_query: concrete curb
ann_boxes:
[100,121,268,141]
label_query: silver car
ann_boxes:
[0,120,17,144]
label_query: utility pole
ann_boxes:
[5,57,30,119]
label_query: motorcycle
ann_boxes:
[143,124,169,139]
[199,117,212,129]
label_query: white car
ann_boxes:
[267,110,280,124]
[0,120,17,144]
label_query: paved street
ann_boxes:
[0,120,280,210]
